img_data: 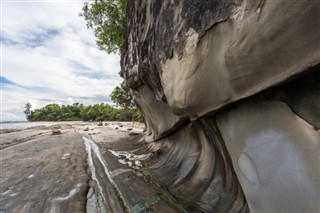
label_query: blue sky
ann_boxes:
[1,0,122,121]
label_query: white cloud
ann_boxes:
[1,1,122,121]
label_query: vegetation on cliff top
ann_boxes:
[80,0,127,54]
[80,0,138,117]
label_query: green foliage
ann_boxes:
[26,102,143,122]
[110,81,135,108]
[23,103,32,120]
[133,108,144,123]
[80,0,127,53]
[79,0,144,122]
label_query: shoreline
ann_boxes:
[1,120,189,212]
[0,121,146,212]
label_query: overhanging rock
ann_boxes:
[121,0,320,211]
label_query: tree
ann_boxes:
[80,0,127,54]
[24,103,32,121]
[42,104,61,121]
[24,102,142,122]
[110,81,135,108]
[80,0,143,121]
[80,0,134,106]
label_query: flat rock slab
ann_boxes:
[86,125,184,212]
[0,122,182,213]
[0,129,88,212]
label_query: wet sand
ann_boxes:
[0,122,152,213]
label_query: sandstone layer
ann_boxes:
[121,0,320,212]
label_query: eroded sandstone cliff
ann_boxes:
[121,0,320,212]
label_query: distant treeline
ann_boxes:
[24,103,143,122]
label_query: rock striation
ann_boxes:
[121,0,320,212]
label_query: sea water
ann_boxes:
[0,121,81,130]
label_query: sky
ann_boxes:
[0,0,122,121]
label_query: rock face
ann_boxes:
[121,0,320,212]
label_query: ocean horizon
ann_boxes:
[0,121,83,130]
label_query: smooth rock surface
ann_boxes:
[134,85,186,141]
[216,100,320,212]
[0,127,88,212]
[122,0,320,120]
[121,0,320,211]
